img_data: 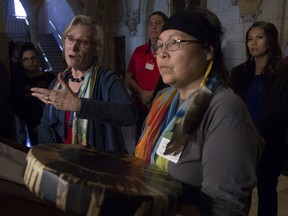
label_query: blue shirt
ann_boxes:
[245,75,263,125]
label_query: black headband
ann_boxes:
[161,12,217,48]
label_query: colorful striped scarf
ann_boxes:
[135,61,216,171]
[135,87,177,163]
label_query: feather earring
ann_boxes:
[164,61,214,155]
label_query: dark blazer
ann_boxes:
[231,60,288,168]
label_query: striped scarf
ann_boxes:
[135,87,177,163]
[53,66,98,146]
[135,61,220,172]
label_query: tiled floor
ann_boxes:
[249,175,288,216]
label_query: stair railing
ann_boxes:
[38,42,53,72]
[48,20,63,51]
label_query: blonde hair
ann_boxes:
[62,15,103,63]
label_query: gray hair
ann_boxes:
[62,15,103,64]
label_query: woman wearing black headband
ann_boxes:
[135,8,264,215]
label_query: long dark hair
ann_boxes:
[17,42,40,73]
[19,42,39,60]
[245,21,284,77]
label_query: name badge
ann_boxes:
[156,131,183,163]
[145,62,154,70]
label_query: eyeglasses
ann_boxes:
[22,56,39,62]
[155,39,201,54]
[65,35,94,49]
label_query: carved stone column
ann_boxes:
[0,0,10,76]
[20,0,44,46]
[83,0,107,65]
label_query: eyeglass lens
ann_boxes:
[66,35,91,48]
[22,56,39,62]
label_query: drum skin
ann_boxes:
[23,144,183,216]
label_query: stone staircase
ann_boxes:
[7,16,30,42]
[37,34,65,74]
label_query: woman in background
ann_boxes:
[11,43,55,146]
[231,21,288,216]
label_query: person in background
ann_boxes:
[125,11,168,140]
[10,43,56,146]
[135,8,264,215]
[31,15,137,153]
[231,21,288,216]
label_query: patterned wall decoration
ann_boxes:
[125,9,140,36]
[232,0,263,23]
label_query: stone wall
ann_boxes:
[207,0,288,70]
[10,0,287,71]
